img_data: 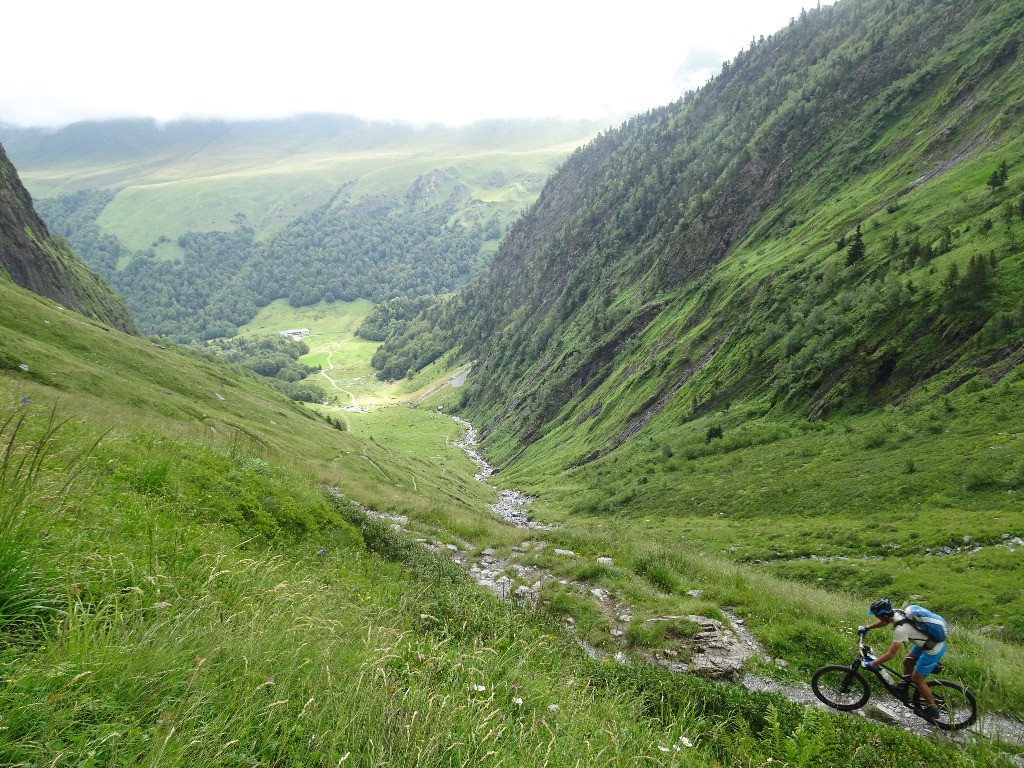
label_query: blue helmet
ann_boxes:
[868,597,894,617]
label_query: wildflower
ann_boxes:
[680,736,693,748]
[267,677,276,685]
[512,697,523,706]
[658,746,670,753]
[20,397,29,404]
[471,684,486,692]
[316,548,328,557]
[547,704,560,712]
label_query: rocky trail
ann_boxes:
[357,416,1024,752]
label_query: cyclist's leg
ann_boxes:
[911,644,946,710]
[903,645,921,678]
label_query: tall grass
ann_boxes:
[0,407,101,635]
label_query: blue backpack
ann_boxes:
[900,605,948,647]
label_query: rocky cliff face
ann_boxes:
[0,142,137,334]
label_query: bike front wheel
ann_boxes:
[811,665,871,710]
[913,679,977,731]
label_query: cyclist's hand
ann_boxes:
[858,625,868,635]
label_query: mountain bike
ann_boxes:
[810,633,977,731]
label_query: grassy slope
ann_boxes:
[2,283,1017,765]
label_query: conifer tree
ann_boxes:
[987,160,1009,191]
[846,224,866,265]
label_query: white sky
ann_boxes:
[2,0,836,128]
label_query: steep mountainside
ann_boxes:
[0,143,136,335]
[374,0,1024,469]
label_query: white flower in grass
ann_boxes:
[679,736,694,748]
[547,704,560,712]
[512,697,524,706]
[471,684,486,692]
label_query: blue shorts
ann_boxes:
[908,643,945,675]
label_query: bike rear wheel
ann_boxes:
[811,665,870,710]
[913,679,977,731]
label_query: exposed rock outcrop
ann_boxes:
[0,142,137,334]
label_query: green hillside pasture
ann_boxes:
[236,298,475,413]
[0,282,507,538]
[95,159,353,251]
[342,144,572,228]
[0,413,996,767]
[233,293,482,532]
[339,405,520,546]
[12,158,147,200]
[0,290,326,458]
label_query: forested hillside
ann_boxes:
[373,0,1024,467]
[4,116,599,341]
[39,185,486,340]
[364,0,1024,660]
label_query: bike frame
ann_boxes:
[854,642,924,704]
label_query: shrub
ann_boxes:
[964,466,997,491]
[1002,459,1024,491]
[633,555,679,593]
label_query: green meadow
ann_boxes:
[239,299,381,387]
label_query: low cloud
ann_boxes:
[673,47,727,92]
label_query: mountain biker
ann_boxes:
[860,597,942,720]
